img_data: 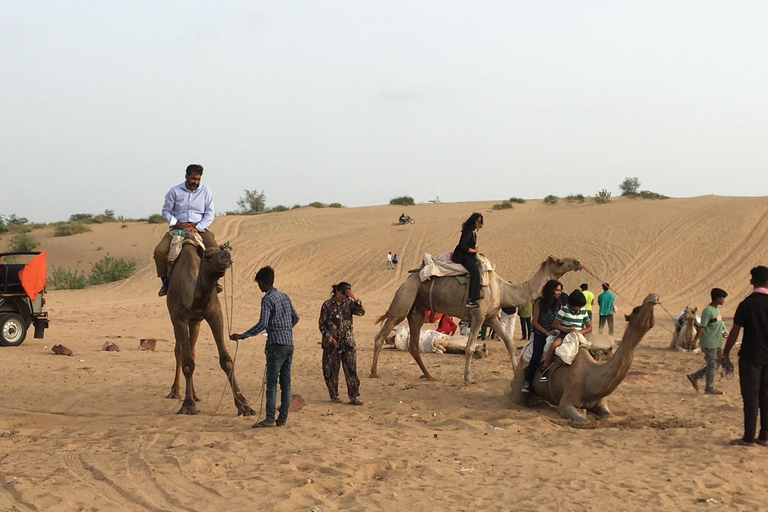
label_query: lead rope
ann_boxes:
[205,260,267,427]
[580,264,678,338]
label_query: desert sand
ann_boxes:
[2,195,768,512]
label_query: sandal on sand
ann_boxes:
[349,398,364,406]
[729,438,755,447]
[686,374,699,392]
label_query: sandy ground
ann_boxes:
[2,196,768,512]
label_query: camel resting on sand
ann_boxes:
[510,294,659,422]
[371,256,581,383]
[670,306,699,352]
[165,239,255,416]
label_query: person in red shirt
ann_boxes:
[436,315,457,336]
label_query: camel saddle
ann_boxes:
[167,230,205,265]
[417,252,494,286]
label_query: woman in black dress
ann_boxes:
[451,212,484,308]
[522,279,563,394]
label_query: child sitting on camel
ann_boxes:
[539,290,592,382]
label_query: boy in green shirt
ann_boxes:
[687,288,728,394]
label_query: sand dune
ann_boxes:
[2,196,768,511]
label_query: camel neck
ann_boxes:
[498,268,552,308]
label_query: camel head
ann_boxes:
[624,293,660,333]
[543,256,582,278]
[202,247,232,277]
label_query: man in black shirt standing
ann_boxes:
[723,265,768,446]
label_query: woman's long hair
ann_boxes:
[540,279,563,312]
[461,212,483,232]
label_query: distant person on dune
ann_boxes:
[387,252,393,269]
[153,164,218,297]
[723,265,768,446]
[581,283,595,321]
[597,283,615,336]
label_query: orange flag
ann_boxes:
[18,252,46,300]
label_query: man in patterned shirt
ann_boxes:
[230,266,299,428]
[539,289,592,382]
[319,282,365,405]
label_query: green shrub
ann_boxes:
[543,195,558,205]
[508,197,526,204]
[328,202,344,208]
[636,190,668,199]
[268,205,289,213]
[54,222,91,237]
[307,201,326,208]
[389,196,415,206]
[566,194,585,203]
[146,214,165,224]
[595,189,612,204]
[291,204,302,210]
[6,232,38,252]
[88,255,136,285]
[492,201,514,210]
[619,177,640,196]
[49,266,88,290]
[237,189,266,213]
[69,213,93,223]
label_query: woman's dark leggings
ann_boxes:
[459,254,481,301]
[520,317,532,339]
[739,357,768,442]
[525,332,547,384]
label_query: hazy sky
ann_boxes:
[2,1,767,222]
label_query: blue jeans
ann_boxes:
[525,332,548,384]
[692,347,722,391]
[265,344,293,422]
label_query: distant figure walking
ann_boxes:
[319,282,366,405]
[451,212,483,308]
[597,283,615,336]
[387,252,393,269]
[392,254,399,267]
[518,300,533,341]
[581,283,595,321]
[723,265,768,446]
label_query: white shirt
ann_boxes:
[162,182,215,231]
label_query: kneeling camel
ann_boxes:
[510,293,659,422]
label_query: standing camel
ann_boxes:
[166,241,255,416]
[510,294,659,422]
[371,256,581,382]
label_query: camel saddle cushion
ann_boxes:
[418,252,494,286]
[167,230,205,264]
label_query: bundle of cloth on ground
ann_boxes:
[389,326,484,356]
[521,332,591,366]
[418,252,494,286]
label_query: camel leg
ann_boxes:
[370,315,402,378]
[206,313,255,417]
[407,310,435,381]
[173,321,198,415]
[463,322,483,383]
[166,339,182,399]
[188,321,201,402]
[485,315,518,374]
[588,400,612,419]
[559,403,588,422]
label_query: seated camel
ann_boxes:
[670,306,698,352]
[165,238,254,416]
[510,294,659,422]
[371,255,581,382]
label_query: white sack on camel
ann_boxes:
[521,332,590,366]
[418,252,494,286]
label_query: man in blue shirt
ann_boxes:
[153,164,218,296]
[231,266,300,428]
[597,283,616,336]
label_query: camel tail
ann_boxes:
[376,313,388,325]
